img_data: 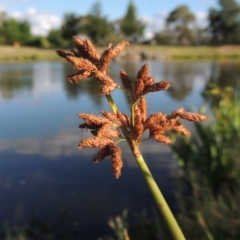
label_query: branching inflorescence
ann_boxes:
[56,37,207,179]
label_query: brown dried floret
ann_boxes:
[97,123,120,139]
[101,111,122,127]
[93,145,111,163]
[167,108,185,119]
[150,129,172,144]
[79,113,110,126]
[73,36,100,63]
[120,69,132,92]
[144,80,171,94]
[176,111,208,122]
[133,104,144,140]
[134,63,149,99]
[99,82,118,95]
[144,76,155,89]
[117,110,131,128]
[67,71,92,83]
[159,118,179,131]
[138,96,147,121]
[84,39,100,62]
[98,41,129,72]
[144,112,167,129]
[65,55,96,72]
[167,108,207,122]
[172,124,191,137]
[78,137,113,148]
[94,70,117,85]
[56,49,75,58]
[109,143,123,179]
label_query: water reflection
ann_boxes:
[0,60,240,239]
[0,64,33,99]
[207,62,240,90]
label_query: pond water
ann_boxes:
[0,60,239,239]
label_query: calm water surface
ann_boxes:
[0,60,239,239]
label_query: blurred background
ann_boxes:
[0,0,240,239]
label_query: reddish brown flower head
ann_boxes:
[57,37,208,178]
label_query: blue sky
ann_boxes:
[0,0,219,38]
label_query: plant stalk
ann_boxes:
[105,94,186,240]
[134,150,186,240]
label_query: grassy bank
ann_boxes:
[0,46,59,62]
[1,45,240,62]
[134,44,240,61]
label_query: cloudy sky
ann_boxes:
[0,0,219,38]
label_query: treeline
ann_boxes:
[0,0,240,47]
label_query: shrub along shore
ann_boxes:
[1,45,240,62]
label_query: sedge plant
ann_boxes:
[56,37,207,240]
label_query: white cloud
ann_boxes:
[10,8,62,36]
[0,4,5,12]
[140,12,168,39]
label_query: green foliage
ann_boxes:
[81,3,112,46]
[171,85,240,195]
[166,5,195,45]
[208,0,240,44]
[60,13,80,43]
[27,36,50,48]
[0,18,32,45]
[47,29,69,47]
[120,1,145,42]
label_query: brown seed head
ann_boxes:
[98,41,129,72]
[56,49,74,59]
[144,80,171,94]
[79,113,110,126]
[117,110,131,128]
[138,96,147,121]
[150,129,172,144]
[120,69,132,92]
[144,112,167,129]
[172,124,191,137]
[134,63,149,99]
[72,36,100,63]
[133,104,144,140]
[177,111,208,122]
[67,71,92,83]
[65,55,95,72]
[78,137,113,149]
[101,111,122,127]
[97,123,120,139]
[109,143,123,179]
[93,145,111,163]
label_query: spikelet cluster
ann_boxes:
[57,37,207,178]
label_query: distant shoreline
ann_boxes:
[1,45,240,63]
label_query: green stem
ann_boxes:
[106,94,118,114]
[105,94,185,240]
[134,151,186,240]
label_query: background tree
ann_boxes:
[120,1,145,42]
[208,0,240,44]
[0,18,32,45]
[166,5,195,45]
[47,29,69,47]
[61,13,80,40]
[81,2,112,45]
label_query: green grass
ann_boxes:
[0,46,59,62]
[139,45,240,61]
[1,45,240,63]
